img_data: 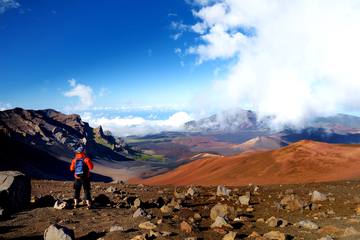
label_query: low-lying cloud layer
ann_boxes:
[82,111,193,136]
[188,0,360,126]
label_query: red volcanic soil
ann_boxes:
[135,140,360,186]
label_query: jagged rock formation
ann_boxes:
[0,108,136,180]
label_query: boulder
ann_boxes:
[44,224,75,240]
[0,171,31,214]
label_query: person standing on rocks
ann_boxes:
[70,146,94,209]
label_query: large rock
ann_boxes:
[0,171,31,215]
[211,216,233,229]
[210,203,235,221]
[311,191,327,202]
[44,224,75,240]
[280,194,305,211]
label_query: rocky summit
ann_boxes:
[1,179,360,239]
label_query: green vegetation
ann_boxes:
[134,152,166,162]
[93,130,114,150]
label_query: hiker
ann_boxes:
[70,146,94,209]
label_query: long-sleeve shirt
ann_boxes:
[70,152,94,179]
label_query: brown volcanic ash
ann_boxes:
[136,140,360,186]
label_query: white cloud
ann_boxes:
[0,102,11,111]
[82,111,193,136]
[64,79,94,110]
[0,0,20,14]
[188,0,360,126]
[170,21,190,40]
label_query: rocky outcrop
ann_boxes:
[0,171,31,215]
[0,108,139,181]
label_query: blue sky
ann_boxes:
[1,0,360,136]
[0,0,227,112]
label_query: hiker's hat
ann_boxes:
[75,146,84,153]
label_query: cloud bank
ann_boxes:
[64,79,94,110]
[188,0,360,126]
[82,111,193,137]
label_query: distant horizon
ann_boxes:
[2,0,360,135]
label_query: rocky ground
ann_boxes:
[2,180,360,239]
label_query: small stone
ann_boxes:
[317,236,333,240]
[186,187,196,197]
[296,220,319,230]
[130,235,146,240]
[223,231,236,240]
[133,208,146,218]
[149,230,160,238]
[180,221,192,233]
[280,194,305,211]
[246,207,254,213]
[106,186,116,193]
[210,203,234,220]
[248,231,262,238]
[263,230,286,240]
[160,205,172,214]
[211,216,233,229]
[311,191,327,202]
[54,200,67,210]
[174,189,186,199]
[266,216,279,228]
[239,195,250,205]
[355,205,360,215]
[217,185,231,197]
[161,231,172,236]
[194,213,202,220]
[256,218,265,223]
[138,221,156,230]
[109,225,124,232]
[133,198,141,209]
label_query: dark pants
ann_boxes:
[73,177,91,201]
